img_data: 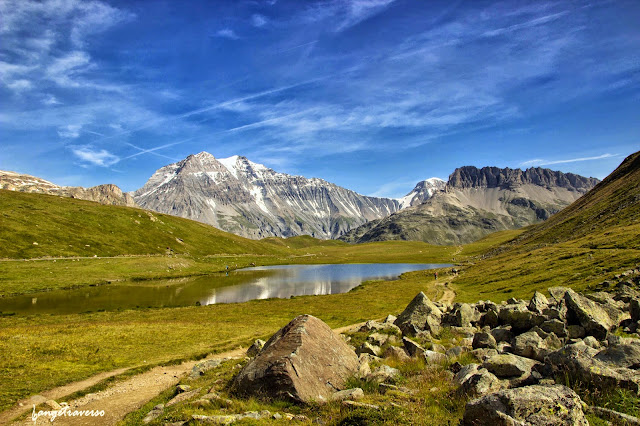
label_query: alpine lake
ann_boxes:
[0,263,451,316]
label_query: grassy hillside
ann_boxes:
[0,189,283,259]
[454,150,640,301]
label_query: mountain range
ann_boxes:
[339,166,599,245]
[0,153,600,244]
[0,170,137,207]
[133,152,404,239]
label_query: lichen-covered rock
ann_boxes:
[462,384,588,426]
[546,343,640,394]
[498,303,544,331]
[595,343,640,369]
[232,315,359,403]
[472,332,497,349]
[394,292,442,336]
[446,303,480,328]
[367,365,400,384]
[482,354,539,378]
[564,289,616,340]
[454,364,502,397]
[528,291,549,314]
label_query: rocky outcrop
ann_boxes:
[134,152,400,239]
[0,170,137,207]
[232,315,359,403]
[448,166,599,191]
[340,166,598,245]
[462,384,588,426]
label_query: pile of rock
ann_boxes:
[385,279,639,425]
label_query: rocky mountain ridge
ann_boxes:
[133,152,403,239]
[0,170,137,207]
[340,165,599,245]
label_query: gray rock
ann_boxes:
[423,350,448,365]
[491,326,514,344]
[482,354,539,378]
[367,365,400,384]
[247,339,265,357]
[481,309,500,328]
[394,292,442,336]
[446,346,466,359]
[541,319,567,337]
[167,388,201,407]
[567,324,586,339]
[383,345,410,361]
[542,307,566,321]
[190,359,222,379]
[359,320,385,332]
[331,388,364,401]
[583,336,600,349]
[588,406,640,425]
[462,384,588,426]
[546,343,640,393]
[383,314,397,325]
[513,330,561,362]
[595,344,640,369]
[548,287,570,303]
[529,291,549,314]
[631,299,640,322]
[455,364,502,397]
[367,333,389,347]
[142,404,165,424]
[447,303,481,328]
[356,342,380,357]
[472,332,497,349]
[498,303,544,331]
[402,337,424,357]
[564,289,616,340]
[232,315,360,403]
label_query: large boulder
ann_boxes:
[482,354,539,379]
[595,343,640,369]
[546,343,640,394]
[232,315,359,403]
[513,330,562,362]
[564,289,617,340]
[446,303,480,328]
[498,303,544,331]
[454,364,502,397]
[528,291,549,314]
[394,292,442,336]
[462,384,588,425]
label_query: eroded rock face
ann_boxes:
[462,384,588,426]
[232,315,359,403]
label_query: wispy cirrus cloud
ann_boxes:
[251,14,269,27]
[71,146,120,167]
[521,153,618,167]
[214,28,240,40]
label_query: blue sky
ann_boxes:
[1,0,639,197]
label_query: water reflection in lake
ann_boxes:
[0,263,449,315]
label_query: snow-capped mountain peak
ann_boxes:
[134,153,401,239]
[398,177,446,208]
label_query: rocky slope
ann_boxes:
[340,166,599,245]
[134,152,401,239]
[0,170,137,207]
